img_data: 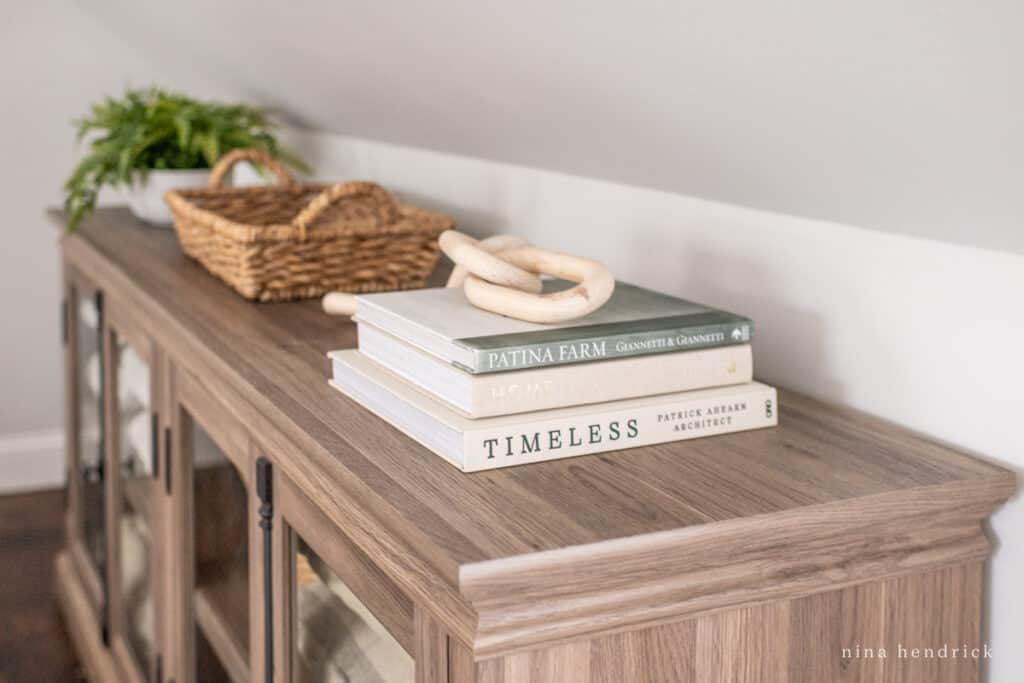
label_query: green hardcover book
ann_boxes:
[354,281,752,374]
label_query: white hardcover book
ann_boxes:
[328,351,778,472]
[350,322,753,418]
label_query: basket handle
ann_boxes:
[292,182,399,241]
[208,148,294,188]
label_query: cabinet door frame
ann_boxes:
[168,360,254,683]
[64,264,108,635]
[105,303,164,683]
[270,464,442,683]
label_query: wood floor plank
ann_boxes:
[0,491,84,683]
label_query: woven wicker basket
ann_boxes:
[164,149,453,302]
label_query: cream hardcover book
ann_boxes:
[328,351,778,472]
[350,323,753,418]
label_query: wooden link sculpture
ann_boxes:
[323,230,615,323]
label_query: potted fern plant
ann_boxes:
[64,87,307,231]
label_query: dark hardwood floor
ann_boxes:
[0,489,84,682]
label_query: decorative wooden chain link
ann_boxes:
[323,230,614,323]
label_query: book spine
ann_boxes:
[461,385,778,472]
[468,345,752,418]
[466,321,752,374]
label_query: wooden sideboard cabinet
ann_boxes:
[52,208,1015,683]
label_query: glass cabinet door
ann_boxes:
[113,332,157,680]
[291,534,413,683]
[187,414,250,683]
[74,286,107,589]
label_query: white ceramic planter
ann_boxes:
[127,169,211,226]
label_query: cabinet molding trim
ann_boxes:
[459,476,1012,658]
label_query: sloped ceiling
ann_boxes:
[81,1,1022,253]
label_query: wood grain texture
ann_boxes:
[168,361,254,683]
[195,579,249,682]
[56,550,119,682]
[459,478,1005,655]
[470,562,984,682]
[107,298,156,371]
[590,620,696,682]
[415,607,449,683]
[277,469,416,655]
[166,359,192,683]
[105,314,157,683]
[694,601,790,682]
[477,640,592,683]
[170,387,199,683]
[154,337,177,683]
[55,208,1016,660]
[269,464,292,683]
[448,636,479,683]
[177,365,252,487]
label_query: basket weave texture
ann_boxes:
[164,149,453,302]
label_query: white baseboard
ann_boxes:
[0,429,65,494]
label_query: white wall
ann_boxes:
[0,2,238,488]
[82,0,1024,254]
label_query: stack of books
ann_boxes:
[328,281,777,472]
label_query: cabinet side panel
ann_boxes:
[693,600,791,683]
[415,607,449,683]
[795,561,982,683]
[477,640,590,683]
[836,578,888,682]
[880,562,983,683]
[789,589,841,682]
[591,620,696,682]
[472,562,985,683]
[448,635,477,683]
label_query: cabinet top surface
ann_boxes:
[58,208,1015,572]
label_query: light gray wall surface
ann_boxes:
[0,3,233,433]
[80,0,1023,253]
[4,3,1016,447]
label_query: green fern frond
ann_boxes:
[63,87,307,232]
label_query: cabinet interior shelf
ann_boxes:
[194,561,249,683]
